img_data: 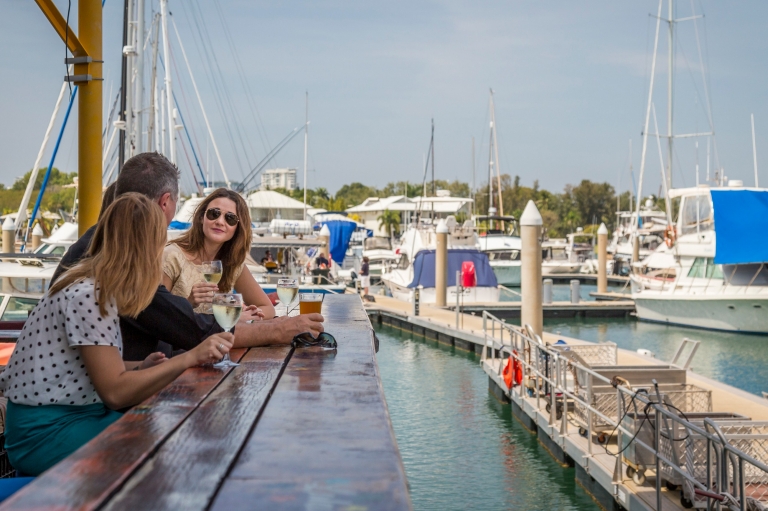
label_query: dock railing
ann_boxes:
[481,311,768,511]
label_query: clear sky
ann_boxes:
[2,1,767,200]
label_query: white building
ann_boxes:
[346,192,473,237]
[260,168,297,191]
[247,190,308,224]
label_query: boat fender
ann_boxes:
[664,225,677,248]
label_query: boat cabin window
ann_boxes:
[364,238,392,251]
[680,195,713,235]
[396,253,409,270]
[0,296,39,322]
[687,257,723,279]
[489,251,520,261]
[723,264,768,286]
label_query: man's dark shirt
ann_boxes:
[316,255,329,268]
[51,226,223,361]
[360,262,369,277]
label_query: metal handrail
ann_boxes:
[481,313,768,511]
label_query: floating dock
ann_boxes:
[453,300,636,319]
[366,294,768,511]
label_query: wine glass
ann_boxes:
[276,278,299,316]
[201,261,223,313]
[212,293,243,368]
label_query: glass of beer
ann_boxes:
[212,293,243,368]
[299,293,323,315]
[201,260,223,313]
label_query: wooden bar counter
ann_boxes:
[0,294,411,511]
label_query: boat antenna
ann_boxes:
[303,91,309,220]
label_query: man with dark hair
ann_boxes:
[53,152,324,361]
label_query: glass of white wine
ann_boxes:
[276,278,299,316]
[201,261,223,313]
[212,293,242,368]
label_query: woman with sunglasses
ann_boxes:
[162,188,276,319]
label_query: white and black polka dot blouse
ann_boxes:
[0,278,122,407]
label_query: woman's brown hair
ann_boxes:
[49,193,166,318]
[171,188,252,292]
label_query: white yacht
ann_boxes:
[541,232,593,275]
[475,215,521,286]
[381,218,500,304]
[609,199,667,264]
[361,237,398,280]
[632,185,768,333]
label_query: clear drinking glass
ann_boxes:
[200,261,223,313]
[276,278,299,316]
[212,293,243,368]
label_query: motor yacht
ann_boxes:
[632,184,768,333]
[381,218,500,304]
[475,215,522,286]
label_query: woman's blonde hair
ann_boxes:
[49,193,166,318]
[171,188,252,292]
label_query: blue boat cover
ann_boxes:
[168,220,191,230]
[712,190,768,264]
[322,220,357,264]
[407,249,498,288]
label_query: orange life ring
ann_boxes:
[503,350,523,389]
[664,225,677,248]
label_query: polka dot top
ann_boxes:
[0,278,122,407]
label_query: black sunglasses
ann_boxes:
[291,332,337,349]
[205,208,239,226]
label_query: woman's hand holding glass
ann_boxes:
[187,281,220,309]
[186,332,234,366]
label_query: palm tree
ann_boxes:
[377,209,400,242]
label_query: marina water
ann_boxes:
[375,325,600,511]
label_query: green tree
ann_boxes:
[12,167,76,191]
[377,209,401,241]
[335,182,378,208]
[571,180,615,228]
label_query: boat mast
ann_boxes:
[118,0,129,169]
[752,114,759,187]
[303,91,309,220]
[135,0,145,154]
[667,0,674,191]
[160,0,175,165]
[491,91,504,224]
[148,13,160,151]
[171,17,230,188]
[633,0,663,236]
[471,136,475,218]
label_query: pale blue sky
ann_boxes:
[1,1,767,199]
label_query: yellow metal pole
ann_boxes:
[77,0,102,235]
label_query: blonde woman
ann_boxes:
[0,194,233,476]
[162,188,275,319]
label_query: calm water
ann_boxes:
[544,317,768,397]
[375,325,600,511]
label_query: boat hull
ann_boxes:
[383,279,500,304]
[634,294,768,334]
[541,262,583,275]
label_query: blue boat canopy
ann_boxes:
[712,189,768,264]
[322,220,357,264]
[407,249,498,288]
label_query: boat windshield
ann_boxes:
[488,251,520,261]
[364,238,392,250]
[0,296,39,321]
[687,257,723,279]
[680,195,713,235]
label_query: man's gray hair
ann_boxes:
[115,152,180,201]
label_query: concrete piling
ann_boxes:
[597,222,608,293]
[632,235,640,264]
[543,279,553,304]
[32,223,44,251]
[2,217,15,254]
[520,201,543,337]
[435,219,448,307]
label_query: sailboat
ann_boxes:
[475,90,523,286]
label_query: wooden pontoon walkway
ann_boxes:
[0,295,411,511]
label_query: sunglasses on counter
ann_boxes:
[205,208,239,226]
[291,332,338,350]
